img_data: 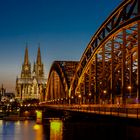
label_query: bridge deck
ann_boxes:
[43,104,140,119]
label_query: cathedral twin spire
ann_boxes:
[24,46,29,65]
[16,44,46,101]
[21,45,44,78]
[36,46,42,65]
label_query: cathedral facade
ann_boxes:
[16,46,47,102]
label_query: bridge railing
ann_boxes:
[77,105,140,119]
[45,104,140,119]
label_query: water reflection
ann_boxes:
[0,118,140,140]
[33,124,44,140]
[0,119,62,140]
[0,120,16,140]
[0,120,45,140]
[49,119,63,140]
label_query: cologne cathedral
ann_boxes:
[16,46,47,102]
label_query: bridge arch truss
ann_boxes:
[69,0,140,104]
[46,0,140,105]
[45,61,78,104]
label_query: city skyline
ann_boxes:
[0,0,122,92]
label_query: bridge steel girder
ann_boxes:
[46,61,79,104]
[137,22,140,100]
[45,61,69,104]
[69,0,140,104]
[45,0,140,105]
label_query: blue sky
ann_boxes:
[0,0,122,92]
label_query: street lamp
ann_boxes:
[103,90,107,94]
[78,94,81,104]
[103,90,107,104]
[88,93,92,104]
[89,93,91,96]
[127,85,131,97]
[127,86,131,90]
[78,94,81,98]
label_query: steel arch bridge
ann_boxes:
[46,0,140,105]
[45,61,79,104]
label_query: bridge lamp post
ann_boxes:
[65,97,68,104]
[103,90,107,104]
[78,94,81,105]
[88,93,91,104]
[127,86,132,99]
[71,96,74,99]
[71,96,74,103]
[69,96,74,105]
[103,90,107,94]
[61,98,63,104]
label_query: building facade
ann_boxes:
[16,46,46,102]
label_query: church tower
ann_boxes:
[16,45,46,102]
[21,46,31,78]
[34,46,44,78]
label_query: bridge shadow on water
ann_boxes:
[42,109,140,140]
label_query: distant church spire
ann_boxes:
[24,44,29,65]
[35,45,44,77]
[21,44,31,78]
[36,44,42,65]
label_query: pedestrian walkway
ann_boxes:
[45,104,140,119]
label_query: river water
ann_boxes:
[0,118,140,140]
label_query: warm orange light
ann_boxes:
[50,119,63,140]
[33,124,44,140]
[103,90,107,94]
[33,124,41,130]
[36,110,42,124]
[78,94,81,98]
[128,86,131,90]
[24,111,29,118]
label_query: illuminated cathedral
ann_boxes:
[16,46,47,101]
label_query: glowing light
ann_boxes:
[15,121,20,126]
[128,86,131,90]
[24,111,29,118]
[33,124,41,130]
[24,120,29,125]
[78,94,81,98]
[103,90,107,94]
[50,119,63,140]
[33,124,44,140]
[36,110,42,124]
